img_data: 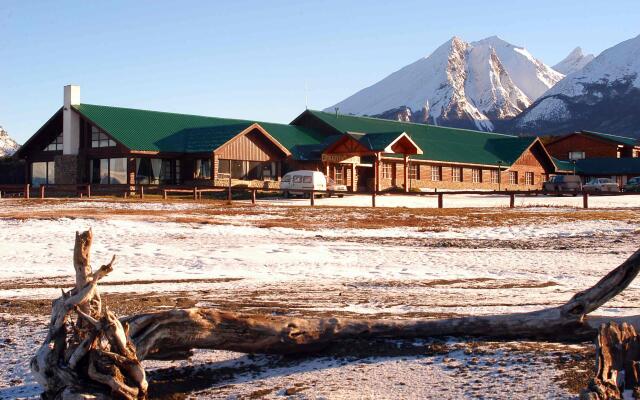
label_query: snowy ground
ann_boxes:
[263,193,640,208]
[0,198,639,399]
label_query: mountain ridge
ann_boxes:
[325,35,563,131]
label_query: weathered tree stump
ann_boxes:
[31,230,640,399]
[581,322,640,399]
[30,230,147,400]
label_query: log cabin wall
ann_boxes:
[377,144,550,192]
[546,134,633,160]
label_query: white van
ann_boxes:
[280,170,346,198]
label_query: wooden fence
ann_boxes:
[2,183,638,209]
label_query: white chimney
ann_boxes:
[63,85,81,155]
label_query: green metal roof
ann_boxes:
[581,130,639,147]
[551,156,640,175]
[298,110,538,166]
[575,157,640,175]
[73,104,324,157]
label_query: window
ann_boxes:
[569,151,586,160]
[452,167,462,182]
[91,126,116,148]
[509,171,518,185]
[91,158,127,184]
[195,159,212,179]
[109,158,127,184]
[472,168,482,183]
[293,175,302,183]
[491,170,500,184]
[31,161,55,187]
[303,176,312,183]
[334,166,344,184]
[409,164,419,180]
[217,159,276,180]
[381,163,393,179]
[525,172,534,185]
[175,160,181,184]
[45,133,63,151]
[431,166,441,181]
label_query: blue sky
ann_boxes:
[1,0,639,143]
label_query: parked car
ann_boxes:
[280,170,346,198]
[543,175,582,193]
[583,178,620,192]
[623,177,640,192]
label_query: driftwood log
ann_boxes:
[32,230,640,399]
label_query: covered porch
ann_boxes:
[321,131,423,193]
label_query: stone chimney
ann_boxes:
[63,85,80,155]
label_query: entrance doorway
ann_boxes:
[356,166,373,192]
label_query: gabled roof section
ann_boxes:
[345,131,423,154]
[16,108,63,158]
[581,130,639,147]
[73,104,324,156]
[296,110,536,167]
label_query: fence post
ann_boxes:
[193,187,198,201]
[437,193,443,209]
[87,185,91,199]
[310,191,315,206]
[24,184,30,199]
[583,192,589,209]
[251,189,256,205]
[163,189,167,200]
[138,185,144,199]
[40,185,45,199]
[509,193,515,208]
[372,190,376,208]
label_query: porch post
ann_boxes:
[227,159,232,202]
[374,152,380,193]
[351,163,356,192]
[403,155,409,193]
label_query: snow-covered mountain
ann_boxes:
[512,34,640,138]
[325,36,563,131]
[552,47,595,75]
[0,126,20,157]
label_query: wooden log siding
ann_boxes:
[377,146,549,192]
[215,130,286,162]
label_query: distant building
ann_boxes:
[17,85,562,192]
[545,130,640,161]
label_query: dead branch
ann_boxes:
[127,249,640,360]
[33,231,640,399]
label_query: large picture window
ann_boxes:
[31,161,55,187]
[90,158,127,184]
[91,126,116,148]
[196,159,212,179]
[136,158,175,184]
[45,133,63,151]
[217,159,276,180]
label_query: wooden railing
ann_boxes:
[3,183,638,209]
